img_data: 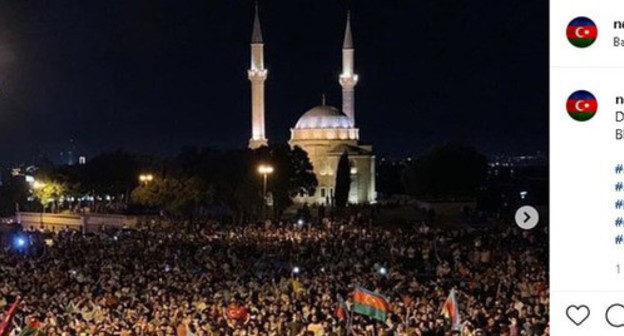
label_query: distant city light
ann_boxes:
[379,267,388,276]
[292,266,300,274]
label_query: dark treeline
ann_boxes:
[1,145,318,225]
[1,142,516,221]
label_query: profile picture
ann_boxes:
[567,17,597,48]
[566,90,597,122]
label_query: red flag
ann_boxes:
[226,305,248,320]
[0,298,20,336]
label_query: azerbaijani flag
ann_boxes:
[352,287,391,322]
[567,17,598,48]
[226,305,249,321]
[441,289,461,330]
[566,90,598,122]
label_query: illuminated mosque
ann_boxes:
[246,6,376,204]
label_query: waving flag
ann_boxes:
[352,287,391,322]
[0,298,20,336]
[567,90,598,121]
[335,294,349,322]
[441,289,461,330]
[567,17,598,48]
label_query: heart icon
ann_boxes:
[566,305,590,326]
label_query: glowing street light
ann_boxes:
[139,174,154,185]
[32,181,46,190]
[258,164,274,219]
[258,165,274,175]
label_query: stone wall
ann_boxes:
[17,212,138,233]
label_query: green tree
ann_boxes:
[32,180,66,212]
[334,151,351,208]
[253,144,317,218]
[131,175,212,227]
[401,143,487,200]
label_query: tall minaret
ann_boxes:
[339,12,359,124]
[248,3,268,149]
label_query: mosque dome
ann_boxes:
[294,105,354,129]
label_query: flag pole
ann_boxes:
[346,300,353,336]
[0,297,20,336]
[404,306,410,334]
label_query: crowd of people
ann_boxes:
[0,217,549,335]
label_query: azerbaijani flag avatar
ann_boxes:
[567,17,597,48]
[351,287,391,322]
[566,90,598,122]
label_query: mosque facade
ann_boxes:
[247,7,375,205]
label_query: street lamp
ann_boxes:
[33,180,46,228]
[139,174,154,185]
[257,164,274,219]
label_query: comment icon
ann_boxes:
[606,304,624,328]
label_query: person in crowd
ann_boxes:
[0,218,549,336]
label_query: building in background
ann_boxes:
[247,7,375,205]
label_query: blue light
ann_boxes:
[379,267,388,276]
[13,235,27,250]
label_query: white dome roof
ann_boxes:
[294,105,354,129]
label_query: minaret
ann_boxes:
[339,12,359,124]
[248,3,268,149]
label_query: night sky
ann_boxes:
[0,0,547,164]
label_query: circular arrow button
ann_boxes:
[515,206,539,230]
